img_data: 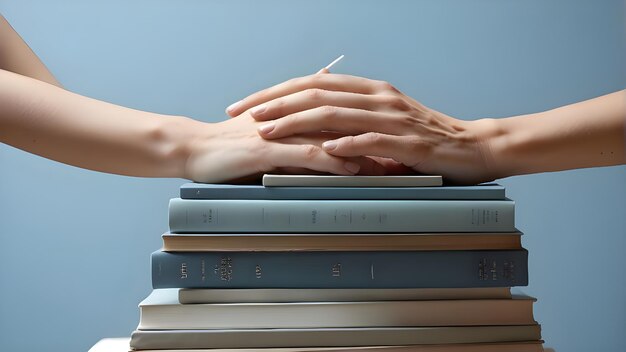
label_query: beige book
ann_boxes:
[131,326,542,349]
[178,287,512,304]
[89,338,544,352]
[162,232,522,252]
[138,289,536,330]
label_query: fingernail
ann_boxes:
[258,122,275,134]
[344,162,360,174]
[250,104,267,116]
[226,100,242,113]
[322,140,338,151]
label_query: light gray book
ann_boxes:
[130,326,542,349]
[169,198,515,233]
[177,287,512,304]
[138,289,536,330]
[262,175,443,187]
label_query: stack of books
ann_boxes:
[128,176,544,352]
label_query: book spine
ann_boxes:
[151,250,528,289]
[169,199,515,233]
[179,185,506,200]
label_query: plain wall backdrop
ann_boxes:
[0,1,624,351]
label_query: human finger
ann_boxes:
[268,143,376,176]
[249,89,394,122]
[225,74,380,117]
[321,133,428,167]
[257,107,404,139]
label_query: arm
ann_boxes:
[226,74,625,184]
[0,14,60,87]
[0,70,376,182]
[487,90,625,178]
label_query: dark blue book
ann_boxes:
[180,183,506,200]
[152,249,527,289]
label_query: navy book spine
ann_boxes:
[180,183,506,200]
[151,250,528,289]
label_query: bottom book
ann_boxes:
[90,338,545,352]
[130,326,541,349]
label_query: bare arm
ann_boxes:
[0,69,378,181]
[0,14,60,87]
[487,90,625,178]
[225,73,625,184]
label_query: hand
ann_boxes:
[182,112,386,183]
[225,74,499,184]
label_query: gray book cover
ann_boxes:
[169,198,515,233]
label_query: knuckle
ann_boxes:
[309,73,325,84]
[398,115,419,129]
[393,97,410,111]
[302,145,321,160]
[282,113,301,128]
[305,88,325,100]
[320,105,339,120]
[271,99,287,114]
[376,80,398,93]
[360,132,381,145]
[382,96,409,111]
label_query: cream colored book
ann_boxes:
[89,338,544,352]
[138,289,536,330]
[130,326,542,349]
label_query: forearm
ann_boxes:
[0,14,60,87]
[0,69,196,178]
[486,90,626,178]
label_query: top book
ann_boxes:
[262,175,443,187]
[180,182,505,200]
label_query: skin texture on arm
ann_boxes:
[0,14,60,87]
[0,69,381,182]
[226,73,625,184]
[488,90,625,178]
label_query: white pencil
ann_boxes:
[317,54,344,73]
[325,54,345,70]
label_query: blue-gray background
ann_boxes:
[0,0,624,351]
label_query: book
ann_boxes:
[151,249,528,289]
[162,232,522,252]
[168,199,515,233]
[137,289,536,329]
[180,183,505,200]
[178,287,512,304]
[262,175,443,187]
[91,337,545,352]
[130,327,542,349]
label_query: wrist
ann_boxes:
[151,114,211,180]
[473,113,543,180]
[468,117,516,180]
